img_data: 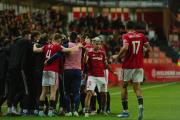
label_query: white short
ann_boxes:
[121,68,143,82]
[86,76,107,92]
[42,71,59,86]
[104,69,109,83]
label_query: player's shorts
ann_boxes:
[42,71,59,86]
[86,76,107,92]
[104,69,109,83]
[121,68,143,82]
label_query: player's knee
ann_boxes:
[101,92,107,98]
[86,91,93,98]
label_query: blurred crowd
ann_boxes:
[0,8,167,64]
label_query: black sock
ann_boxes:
[121,99,128,110]
[106,91,110,110]
[101,104,106,111]
[85,106,89,113]
[96,91,101,110]
[91,96,96,111]
[81,93,86,109]
[45,97,49,107]
[39,101,45,111]
[137,97,143,105]
[49,100,56,110]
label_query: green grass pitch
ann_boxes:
[1,82,180,120]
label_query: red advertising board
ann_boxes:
[108,64,180,86]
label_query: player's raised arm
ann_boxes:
[33,43,43,53]
[112,44,129,60]
[83,48,89,63]
[62,43,83,53]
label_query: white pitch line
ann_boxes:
[110,82,178,95]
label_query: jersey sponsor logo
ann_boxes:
[128,35,141,38]
[92,54,95,56]
[92,57,103,60]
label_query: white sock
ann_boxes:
[123,109,129,113]
[23,109,28,113]
[49,110,53,114]
[19,108,23,113]
[34,110,38,113]
[59,107,63,112]
[139,104,143,108]
[12,106,16,111]
[39,111,43,114]
[8,107,12,113]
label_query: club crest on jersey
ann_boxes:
[92,54,95,56]
[123,39,127,42]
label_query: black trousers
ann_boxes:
[34,70,43,110]
[59,75,65,108]
[26,70,36,110]
[0,79,8,110]
[7,68,29,109]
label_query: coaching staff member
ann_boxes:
[6,29,33,116]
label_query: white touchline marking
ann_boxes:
[111,96,179,97]
[110,82,178,95]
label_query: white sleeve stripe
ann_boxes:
[144,42,149,44]
[123,43,129,45]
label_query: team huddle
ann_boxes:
[0,20,151,120]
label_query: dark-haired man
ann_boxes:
[112,20,151,120]
[6,29,33,116]
[0,40,11,115]
[31,31,40,43]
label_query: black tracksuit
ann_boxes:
[0,46,9,111]
[34,42,47,110]
[7,37,33,109]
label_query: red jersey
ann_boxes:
[87,49,107,77]
[42,44,64,72]
[122,32,148,69]
[85,44,106,70]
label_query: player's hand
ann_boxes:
[112,55,118,60]
[34,43,38,46]
[44,61,49,66]
[82,73,87,80]
[62,35,66,39]
[85,36,90,44]
[113,72,118,77]
[143,46,147,53]
[77,43,83,47]
[85,48,90,53]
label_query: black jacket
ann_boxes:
[34,42,47,71]
[8,37,33,70]
[0,46,8,79]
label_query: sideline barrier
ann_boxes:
[108,64,180,86]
